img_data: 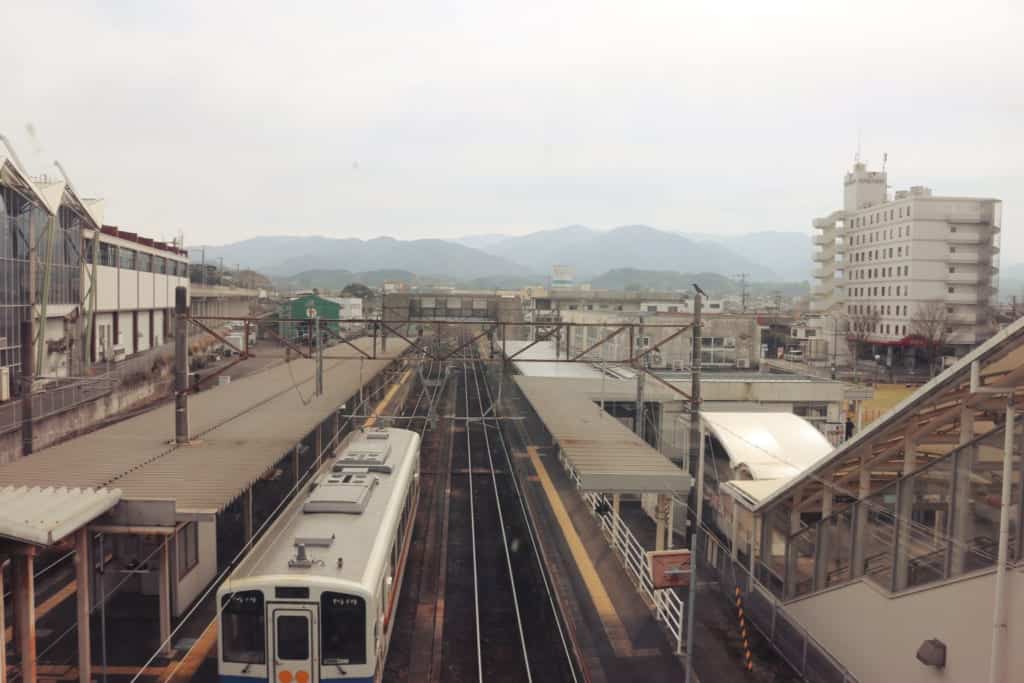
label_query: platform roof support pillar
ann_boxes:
[814,483,833,591]
[159,540,172,656]
[852,454,871,577]
[243,487,254,544]
[951,406,976,575]
[13,552,37,683]
[655,494,667,551]
[784,488,802,597]
[894,435,917,591]
[76,527,91,683]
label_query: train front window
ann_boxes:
[221,591,265,664]
[321,592,367,664]
[277,615,310,660]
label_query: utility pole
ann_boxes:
[20,320,33,456]
[634,318,645,441]
[174,286,189,444]
[735,273,749,313]
[684,286,704,683]
[315,315,323,396]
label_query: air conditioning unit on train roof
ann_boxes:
[304,472,379,514]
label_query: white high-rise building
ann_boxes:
[811,161,1001,354]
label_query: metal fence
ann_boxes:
[561,455,686,653]
[0,374,116,436]
[700,531,859,683]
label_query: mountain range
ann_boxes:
[457,225,809,281]
[196,225,816,287]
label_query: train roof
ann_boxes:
[224,427,420,590]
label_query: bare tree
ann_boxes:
[845,308,880,381]
[911,300,951,377]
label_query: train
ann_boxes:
[217,427,421,683]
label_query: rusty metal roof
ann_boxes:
[0,338,407,517]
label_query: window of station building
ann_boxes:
[947,305,954,314]
[99,242,116,267]
[118,246,136,270]
[221,591,265,664]
[83,238,93,263]
[949,266,956,274]
[155,256,166,275]
[321,592,367,665]
[137,252,152,273]
[177,521,199,578]
[949,287,955,294]
[950,225,957,233]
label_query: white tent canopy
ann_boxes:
[700,411,834,481]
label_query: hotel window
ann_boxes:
[950,226,957,233]
[907,206,912,217]
[949,267,955,274]
[949,287,955,294]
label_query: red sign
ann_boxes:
[648,549,691,589]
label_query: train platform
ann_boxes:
[0,337,408,683]
[499,370,797,683]
[495,381,684,682]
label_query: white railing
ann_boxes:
[561,454,686,653]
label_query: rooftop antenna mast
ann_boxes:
[882,152,888,173]
[855,129,862,164]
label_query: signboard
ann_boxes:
[648,549,691,589]
[843,385,875,401]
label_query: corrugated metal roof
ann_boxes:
[504,340,606,379]
[0,485,121,545]
[0,338,407,517]
[515,376,689,493]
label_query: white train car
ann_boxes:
[217,427,421,683]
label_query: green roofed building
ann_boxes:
[279,293,364,341]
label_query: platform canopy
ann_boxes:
[0,485,121,546]
[700,411,834,480]
[515,376,690,494]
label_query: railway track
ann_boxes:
[386,340,580,683]
[444,344,579,683]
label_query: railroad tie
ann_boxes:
[734,586,754,672]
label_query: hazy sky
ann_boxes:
[2,1,1021,258]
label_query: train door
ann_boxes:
[271,606,318,683]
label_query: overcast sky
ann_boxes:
[2,1,1021,258]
